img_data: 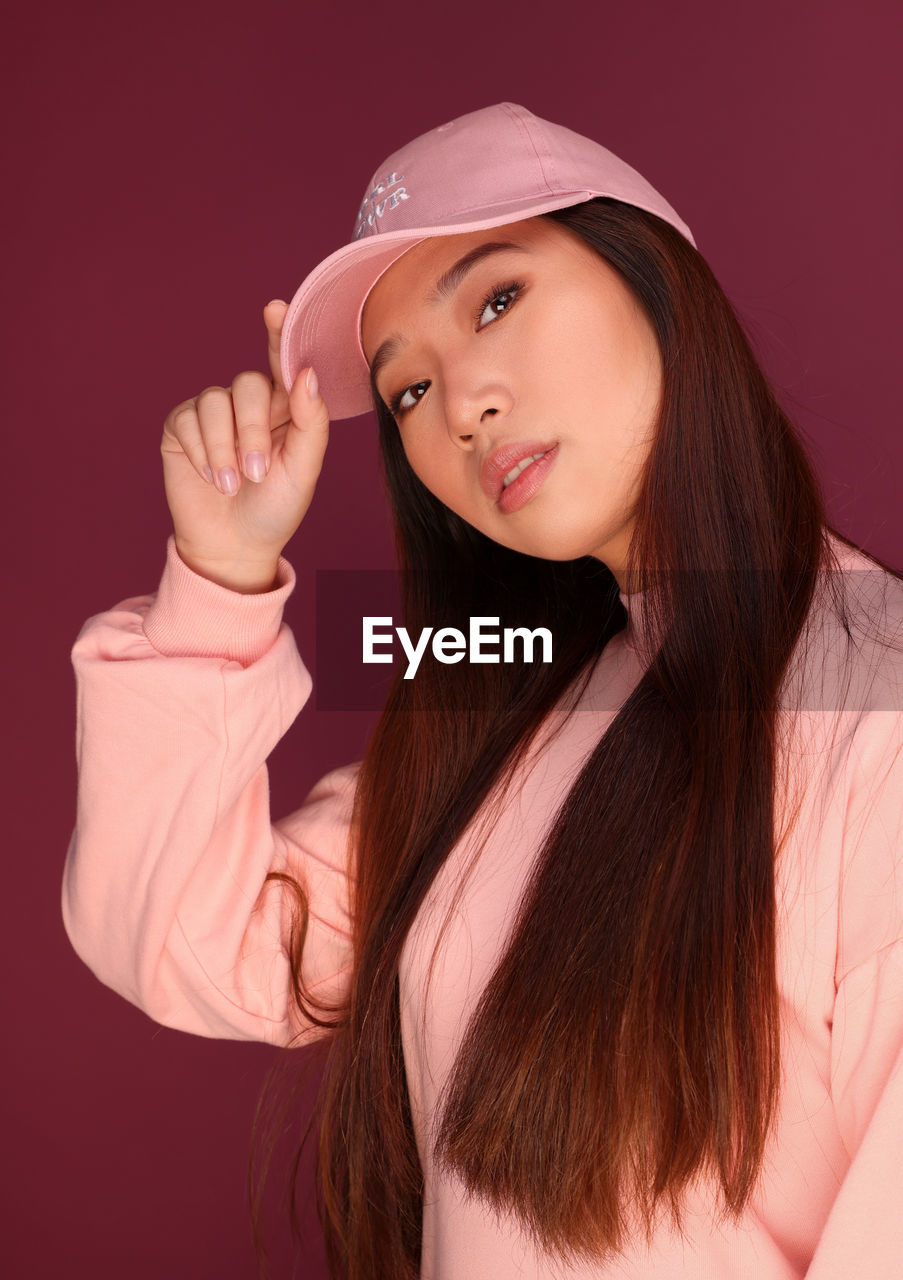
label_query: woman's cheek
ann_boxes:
[402,437,452,505]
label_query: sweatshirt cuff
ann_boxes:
[141,534,298,665]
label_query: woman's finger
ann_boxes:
[162,401,214,485]
[281,365,330,489]
[264,300,288,394]
[196,385,242,496]
[231,370,274,483]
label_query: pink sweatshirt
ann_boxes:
[63,531,903,1278]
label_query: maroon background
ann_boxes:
[4,0,902,1276]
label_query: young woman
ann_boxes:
[63,103,903,1279]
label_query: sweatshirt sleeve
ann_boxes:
[805,710,903,1276]
[61,534,357,1046]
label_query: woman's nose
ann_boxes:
[444,380,515,447]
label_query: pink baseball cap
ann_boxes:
[280,102,695,421]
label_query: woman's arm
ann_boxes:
[807,942,903,1274]
[61,534,356,1046]
[807,711,903,1275]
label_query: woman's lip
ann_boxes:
[496,444,559,514]
[481,439,559,501]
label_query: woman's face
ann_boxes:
[360,215,663,590]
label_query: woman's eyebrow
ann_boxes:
[429,240,529,304]
[368,241,529,385]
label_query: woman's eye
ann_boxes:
[392,381,430,416]
[476,284,521,329]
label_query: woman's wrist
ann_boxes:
[174,541,282,594]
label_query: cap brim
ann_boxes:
[279,190,601,422]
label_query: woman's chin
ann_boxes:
[480,516,617,564]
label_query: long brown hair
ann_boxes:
[250,198,878,1277]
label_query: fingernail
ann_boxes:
[218,466,237,495]
[306,367,319,399]
[202,465,214,484]
[245,451,266,482]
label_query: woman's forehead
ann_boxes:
[386,216,558,277]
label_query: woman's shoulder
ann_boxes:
[823,525,903,586]
[786,527,903,721]
[777,531,903,978]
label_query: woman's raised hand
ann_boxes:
[160,300,330,591]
